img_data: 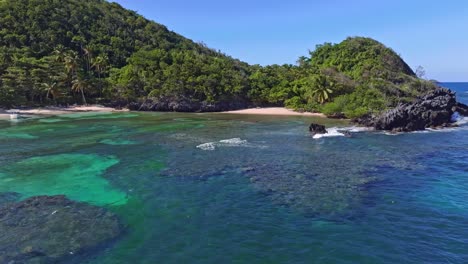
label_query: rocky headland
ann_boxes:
[355,88,468,132]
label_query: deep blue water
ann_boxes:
[0,83,467,263]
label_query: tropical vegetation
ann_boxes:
[0,0,437,118]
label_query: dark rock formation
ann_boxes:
[455,102,468,116]
[125,96,252,112]
[309,123,327,134]
[356,88,465,132]
[0,195,123,263]
[325,112,346,119]
[0,192,20,205]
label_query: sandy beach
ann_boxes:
[222,107,326,117]
[0,106,326,121]
[0,105,128,120]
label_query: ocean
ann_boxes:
[0,82,467,263]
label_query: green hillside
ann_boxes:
[0,0,436,117]
[0,0,250,108]
[281,37,437,117]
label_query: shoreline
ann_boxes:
[0,106,327,121]
[0,105,128,120]
[222,107,326,117]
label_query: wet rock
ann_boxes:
[0,195,123,263]
[454,102,468,116]
[309,123,327,134]
[357,88,461,132]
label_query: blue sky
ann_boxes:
[111,0,468,81]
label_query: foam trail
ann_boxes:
[313,128,345,139]
[219,138,248,146]
[197,138,254,150]
[196,142,216,151]
[312,126,372,139]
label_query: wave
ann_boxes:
[455,116,468,126]
[196,142,216,151]
[313,126,372,139]
[197,138,260,150]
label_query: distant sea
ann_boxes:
[0,83,468,263]
[440,82,468,103]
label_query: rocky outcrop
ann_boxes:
[126,96,252,112]
[309,123,327,134]
[455,102,468,116]
[0,195,123,263]
[356,88,466,132]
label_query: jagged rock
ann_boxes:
[309,123,327,134]
[454,102,468,116]
[356,88,461,132]
[0,195,123,263]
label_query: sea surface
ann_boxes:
[0,82,467,263]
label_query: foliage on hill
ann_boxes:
[0,0,436,118]
[283,37,437,117]
[0,0,250,107]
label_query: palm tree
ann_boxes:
[64,51,79,78]
[306,75,334,104]
[43,82,59,102]
[92,55,109,97]
[82,46,93,73]
[52,45,67,63]
[91,55,109,79]
[71,76,88,105]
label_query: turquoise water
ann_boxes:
[0,83,467,263]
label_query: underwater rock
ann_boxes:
[0,195,123,263]
[357,88,461,132]
[0,192,20,205]
[244,162,377,219]
[309,123,327,134]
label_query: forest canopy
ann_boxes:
[0,0,437,117]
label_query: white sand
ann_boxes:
[0,105,128,120]
[223,107,326,117]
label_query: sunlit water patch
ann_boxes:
[0,154,128,206]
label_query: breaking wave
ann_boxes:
[197,138,258,150]
[312,126,373,139]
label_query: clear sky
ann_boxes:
[111,0,468,81]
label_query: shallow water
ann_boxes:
[1,83,467,263]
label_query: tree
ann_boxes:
[415,65,426,79]
[64,51,79,78]
[305,75,334,104]
[71,75,88,105]
[43,82,59,102]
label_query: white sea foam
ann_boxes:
[312,126,372,139]
[196,142,216,151]
[197,138,258,150]
[455,116,468,126]
[313,128,345,139]
[218,138,248,146]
